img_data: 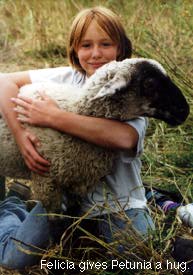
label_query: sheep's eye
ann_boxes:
[141,77,159,99]
[143,78,157,90]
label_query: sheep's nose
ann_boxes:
[175,104,190,125]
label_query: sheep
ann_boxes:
[0,58,189,212]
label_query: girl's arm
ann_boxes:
[49,110,138,150]
[13,93,139,151]
[0,73,50,174]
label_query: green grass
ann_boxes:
[0,0,192,274]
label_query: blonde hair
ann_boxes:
[67,6,132,73]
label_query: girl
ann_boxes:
[0,6,155,269]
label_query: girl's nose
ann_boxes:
[91,45,102,58]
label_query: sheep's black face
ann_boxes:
[132,62,190,126]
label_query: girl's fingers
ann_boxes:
[17,116,29,123]
[26,143,50,174]
[26,158,50,175]
[28,141,50,166]
[17,95,33,104]
[13,107,28,116]
[11,97,30,109]
[37,90,49,100]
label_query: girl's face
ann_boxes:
[77,20,118,77]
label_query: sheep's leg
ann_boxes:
[31,173,62,212]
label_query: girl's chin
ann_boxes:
[87,66,102,76]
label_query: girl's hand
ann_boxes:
[15,127,50,175]
[11,91,59,127]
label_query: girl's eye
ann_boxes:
[102,42,112,47]
[102,41,113,47]
[81,44,91,48]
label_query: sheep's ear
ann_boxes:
[91,72,131,100]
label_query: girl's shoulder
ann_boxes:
[29,66,86,87]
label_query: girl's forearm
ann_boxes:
[0,73,31,136]
[0,77,23,136]
[48,109,138,150]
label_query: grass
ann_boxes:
[0,0,192,274]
